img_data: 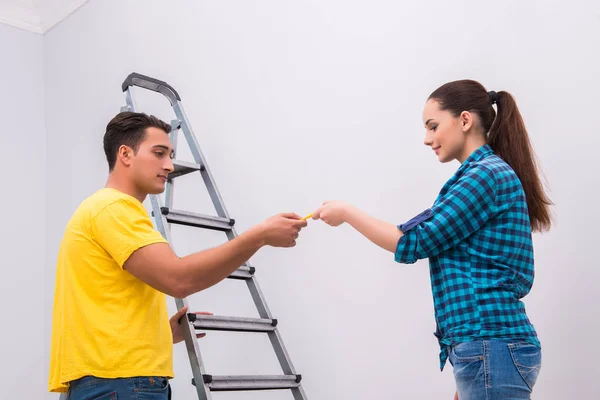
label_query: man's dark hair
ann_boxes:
[103,111,171,171]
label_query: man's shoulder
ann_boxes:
[78,188,144,216]
[65,188,146,232]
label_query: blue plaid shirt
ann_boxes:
[395,144,540,370]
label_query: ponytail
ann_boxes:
[428,80,553,232]
[488,91,552,232]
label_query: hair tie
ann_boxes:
[488,91,499,105]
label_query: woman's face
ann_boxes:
[422,99,470,163]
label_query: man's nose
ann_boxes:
[164,158,174,173]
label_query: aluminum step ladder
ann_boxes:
[118,72,307,400]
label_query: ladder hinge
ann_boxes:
[271,319,278,327]
[229,218,235,226]
[295,374,302,383]
[203,374,213,384]
[187,313,197,322]
[160,207,170,215]
[249,266,256,275]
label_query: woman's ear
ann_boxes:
[460,111,473,133]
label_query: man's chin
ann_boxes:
[148,185,167,195]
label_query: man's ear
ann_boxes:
[117,145,134,167]
[460,111,473,133]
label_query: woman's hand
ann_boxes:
[311,200,402,253]
[312,201,351,227]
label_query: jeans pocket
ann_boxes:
[137,377,170,395]
[91,393,118,400]
[508,342,542,390]
[450,341,485,398]
[451,341,485,363]
[68,376,119,400]
[69,390,117,400]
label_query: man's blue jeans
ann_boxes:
[66,375,172,400]
[449,340,542,400]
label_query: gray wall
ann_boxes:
[2,0,599,399]
[0,22,46,400]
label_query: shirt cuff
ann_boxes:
[394,208,434,264]
[398,208,433,232]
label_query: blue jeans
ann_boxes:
[449,340,542,400]
[66,375,171,400]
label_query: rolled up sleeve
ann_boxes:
[394,166,498,264]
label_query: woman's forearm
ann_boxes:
[344,205,403,253]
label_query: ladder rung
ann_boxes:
[193,375,302,391]
[156,208,235,231]
[189,314,277,332]
[229,265,255,280]
[169,159,203,179]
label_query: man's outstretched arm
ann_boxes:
[124,213,307,298]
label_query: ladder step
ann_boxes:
[229,265,255,280]
[193,375,302,391]
[169,159,204,179]
[155,208,235,231]
[189,314,277,332]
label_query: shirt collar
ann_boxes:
[462,144,493,165]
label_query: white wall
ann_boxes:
[0,23,46,400]
[41,1,600,399]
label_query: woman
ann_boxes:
[311,79,552,399]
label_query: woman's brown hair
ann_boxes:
[428,80,552,232]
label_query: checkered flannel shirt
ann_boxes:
[395,144,540,370]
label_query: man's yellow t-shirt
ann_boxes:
[48,188,173,392]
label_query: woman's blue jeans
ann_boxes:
[449,340,542,400]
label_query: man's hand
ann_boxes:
[170,306,212,344]
[312,201,351,227]
[259,213,307,247]
[454,391,458,400]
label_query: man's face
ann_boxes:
[129,127,174,195]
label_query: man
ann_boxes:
[48,111,307,399]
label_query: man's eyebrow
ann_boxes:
[151,144,174,155]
